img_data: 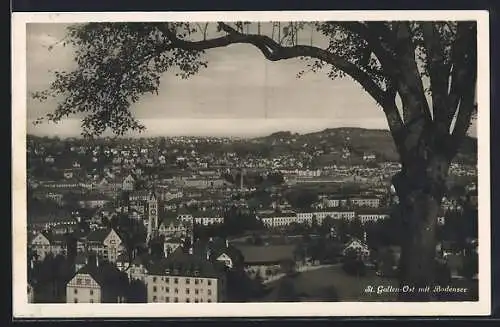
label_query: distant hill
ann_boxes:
[26,127,477,165]
[252,127,477,165]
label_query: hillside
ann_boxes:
[252,127,477,165]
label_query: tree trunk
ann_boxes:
[393,151,450,301]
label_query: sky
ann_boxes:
[26,22,477,138]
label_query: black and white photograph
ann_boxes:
[12,11,490,317]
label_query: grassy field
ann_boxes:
[258,265,399,302]
[257,265,479,302]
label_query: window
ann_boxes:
[195,289,199,295]
[74,298,78,303]
[186,298,190,303]
[153,296,157,302]
[85,279,91,285]
[208,290,212,296]
[90,299,94,303]
[174,288,178,294]
[76,278,82,285]
[207,280,212,286]
[174,278,178,284]
[153,286,157,292]
[195,279,199,285]
[186,289,190,294]
[165,297,170,302]
[186,278,190,284]
[174,297,179,303]
[90,290,93,295]
[166,287,170,292]
[153,277,157,283]
[195,299,199,303]
[208,299,212,303]
[74,289,78,294]
[165,278,169,283]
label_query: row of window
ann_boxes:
[76,278,92,285]
[151,277,212,286]
[152,296,212,303]
[152,286,212,295]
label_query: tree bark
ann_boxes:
[393,147,450,301]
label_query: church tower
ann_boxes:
[146,191,158,243]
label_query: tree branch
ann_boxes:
[421,22,450,128]
[392,22,433,124]
[160,22,388,107]
[447,22,478,134]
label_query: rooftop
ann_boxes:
[233,244,297,264]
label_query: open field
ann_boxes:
[256,265,479,302]
[258,265,399,302]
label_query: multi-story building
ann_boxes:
[158,219,190,238]
[260,213,297,228]
[356,209,390,224]
[349,197,381,208]
[145,248,227,303]
[30,232,70,261]
[296,210,356,225]
[78,228,124,263]
[192,211,224,226]
[66,257,128,303]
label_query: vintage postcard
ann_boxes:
[12,11,490,317]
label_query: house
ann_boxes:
[127,253,154,283]
[158,216,190,238]
[79,228,124,263]
[63,170,74,179]
[145,248,227,303]
[342,239,370,259]
[30,232,70,261]
[122,174,136,191]
[195,237,243,270]
[164,237,184,257]
[66,257,128,303]
[233,244,298,281]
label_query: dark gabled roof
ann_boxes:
[233,244,297,264]
[74,261,128,291]
[47,233,71,244]
[85,228,115,242]
[34,231,70,245]
[147,248,225,279]
[131,252,155,267]
[207,239,244,266]
[74,252,88,265]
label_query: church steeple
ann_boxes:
[146,190,158,243]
